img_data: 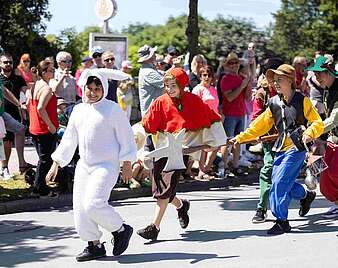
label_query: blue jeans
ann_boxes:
[223,116,245,138]
[270,148,306,220]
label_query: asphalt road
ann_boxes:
[0,185,337,268]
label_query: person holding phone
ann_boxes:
[50,51,78,104]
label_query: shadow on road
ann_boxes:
[220,195,332,212]
[0,220,76,267]
[291,212,338,234]
[103,252,239,264]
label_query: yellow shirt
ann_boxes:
[236,96,324,151]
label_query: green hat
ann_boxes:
[306,56,338,77]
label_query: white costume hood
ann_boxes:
[78,68,130,103]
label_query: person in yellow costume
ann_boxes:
[231,64,324,235]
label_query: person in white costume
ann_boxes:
[46,68,137,262]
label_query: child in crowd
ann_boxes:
[128,122,151,189]
[56,98,69,138]
[46,68,136,262]
[137,67,226,241]
[117,78,134,120]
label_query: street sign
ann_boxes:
[95,0,118,21]
[89,33,128,68]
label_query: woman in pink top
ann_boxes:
[192,66,220,180]
[192,65,219,112]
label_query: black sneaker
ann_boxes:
[267,220,291,235]
[252,208,267,223]
[299,191,316,217]
[76,241,106,262]
[177,199,190,229]
[137,224,160,240]
[112,224,133,256]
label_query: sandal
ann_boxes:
[195,172,214,181]
[19,163,36,174]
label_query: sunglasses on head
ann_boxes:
[2,60,13,65]
[92,53,102,59]
[103,57,115,63]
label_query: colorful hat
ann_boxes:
[166,67,189,90]
[306,56,338,77]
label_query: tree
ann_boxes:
[47,26,101,71]
[0,0,56,63]
[186,0,199,66]
[268,0,338,62]
[123,15,270,73]
[199,15,270,67]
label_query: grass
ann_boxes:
[0,174,31,202]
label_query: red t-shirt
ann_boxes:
[142,92,221,134]
[29,94,59,135]
[220,73,246,117]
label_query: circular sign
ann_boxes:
[95,0,118,21]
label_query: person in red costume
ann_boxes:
[137,67,226,241]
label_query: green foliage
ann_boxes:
[123,15,270,73]
[268,0,338,62]
[0,0,57,64]
[48,26,101,71]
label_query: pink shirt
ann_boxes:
[75,69,83,97]
[220,73,246,117]
[192,84,219,113]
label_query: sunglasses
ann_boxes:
[227,61,239,65]
[201,73,212,78]
[103,57,115,63]
[2,61,13,65]
[61,60,72,64]
[23,60,31,63]
[92,53,102,59]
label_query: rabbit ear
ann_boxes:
[97,68,131,81]
[77,68,91,89]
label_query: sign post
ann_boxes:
[95,0,118,33]
[91,0,128,68]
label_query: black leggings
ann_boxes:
[32,133,58,195]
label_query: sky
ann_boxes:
[44,0,281,35]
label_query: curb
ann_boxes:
[0,171,259,215]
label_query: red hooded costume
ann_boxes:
[142,68,221,134]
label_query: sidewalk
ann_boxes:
[0,147,259,215]
[0,172,259,215]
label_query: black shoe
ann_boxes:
[112,224,133,256]
[137,224,160,240]
[177,199,190,229]
[252,208,267,223]
[267,220,291,235]
[299,191,316,217]
[76,241,106,262]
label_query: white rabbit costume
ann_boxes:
[52,68,137,242]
